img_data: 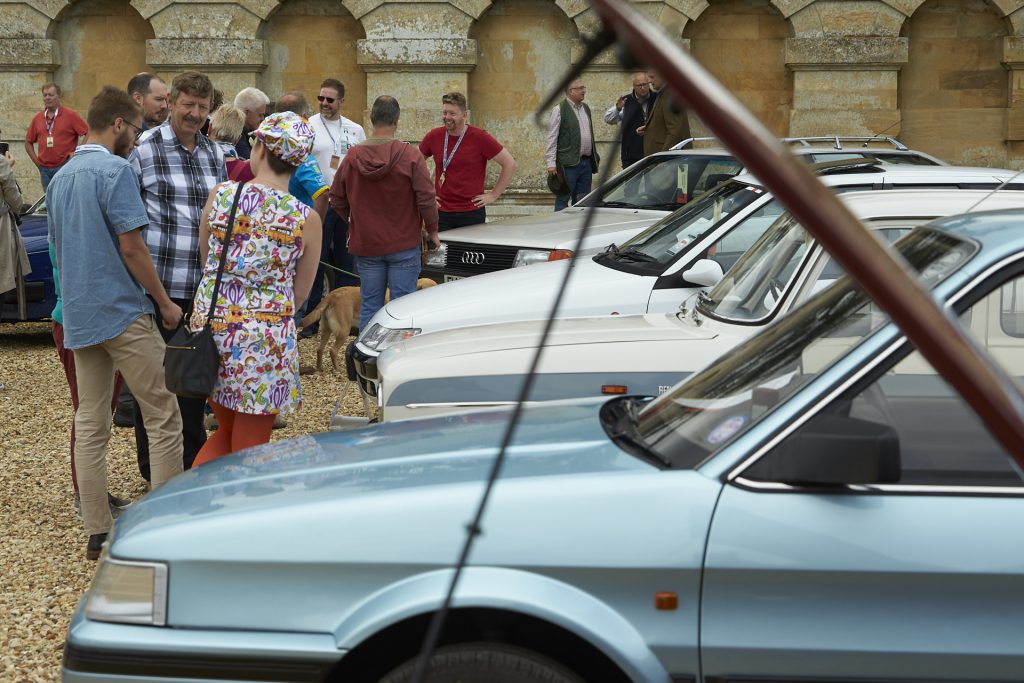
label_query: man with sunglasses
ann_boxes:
[303,78,366,338]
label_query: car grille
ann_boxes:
[444,242,520,275]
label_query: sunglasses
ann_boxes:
[317,95,336,104]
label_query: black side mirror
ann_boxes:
[746,413,901,485]
[20,203,31,215]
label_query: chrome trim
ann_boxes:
[733,476,1024,497]
[405,401,522,409]
[461,251,486,265]
[726,251,1024,490]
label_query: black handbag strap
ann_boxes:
[203,181,246,329]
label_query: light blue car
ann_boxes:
[64,211,1024,682]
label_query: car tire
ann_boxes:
[377,642,586,683]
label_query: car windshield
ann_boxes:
[634,227,977,468]
[577,154,743,210]
[603,181,766,266]
[699,209,913,323]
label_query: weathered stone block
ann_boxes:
[358,38,478,70]
[785,37,908,67]
[900,107,1007,165]
[793,69,897,110]
[147,39,267,70]
[0,3,53,37]
[1006,107,1024,140]
[0,39,59,69]
[789,0,905,37]
[360,4,475,38]
[790,108,902,138]
[148,3,261,39]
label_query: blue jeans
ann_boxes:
[38,163,65,191]
[355,245,421,330]
[554,160,594,211]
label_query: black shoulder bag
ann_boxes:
[164,181,246,399]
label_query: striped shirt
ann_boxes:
[129,121,227,299]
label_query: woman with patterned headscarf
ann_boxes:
[188,111,323,464]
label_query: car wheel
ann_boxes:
[377,642,586,683]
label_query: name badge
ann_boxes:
[46,136,55,148]
[330,154,341,170]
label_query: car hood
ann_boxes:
[112,401,650,556]
[442,206,666,252]
[388,313,716,360]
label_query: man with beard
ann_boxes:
[127,73,169,131]
[129,71,226,481]
[47,86,184,559]
[419,91,515,230]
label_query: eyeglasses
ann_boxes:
[317,96,336,104]
[120,118,143,141]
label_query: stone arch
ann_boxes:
[257,0,366,119]
[684,0,793,136]
[467,0,579,191]
[898,0,1009,165]
[50,0,155,112]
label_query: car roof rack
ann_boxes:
[784,136,910,151]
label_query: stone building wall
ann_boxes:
[2,0,1024,205]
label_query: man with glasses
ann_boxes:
[24,83,88,191]
[47,86,184,560]
[129,71,226,481]
[232,86,270,160]
[604,72,656,170]
[545,78,600,211]
[419,91,516,231]
[303,78,367,338]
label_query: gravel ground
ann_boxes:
[0,321,367,681]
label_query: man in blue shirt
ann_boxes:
[48,86,184,560]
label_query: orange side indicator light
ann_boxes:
[655,592,678,611]
[601,385,628,395]
[548,249,574,261]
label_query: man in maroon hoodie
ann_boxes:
[329,95,440,329]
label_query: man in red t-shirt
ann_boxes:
[24,83,88,191]
[418,92,516,231]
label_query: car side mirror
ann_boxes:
[682,259,724,287]
[20,203,31,215]
[747,413,901,485]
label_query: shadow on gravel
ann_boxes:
[0,321,53,347]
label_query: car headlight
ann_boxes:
[513,249,573,267]
[425,243,447,268]
[85,557,168,626]
[359,323,422,351]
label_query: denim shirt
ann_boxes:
[47,144,153,349]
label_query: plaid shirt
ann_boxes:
[130,122,226,299]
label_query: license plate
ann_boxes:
[444,274,464,283]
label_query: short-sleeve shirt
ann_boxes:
[46,145,153,349]
[418,126,503,213]
[309,114,365,186]
[25,107,88,168]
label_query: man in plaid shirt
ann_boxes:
[129,71,226,478]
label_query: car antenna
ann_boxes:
[410,33,624,683]
[860,119,901,147]
[964,168,1024,213]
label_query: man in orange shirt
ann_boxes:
[24,83,88,191]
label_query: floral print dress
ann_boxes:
[188,181,309,414]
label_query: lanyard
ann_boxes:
[441,125,468,175]
[45,107,59,135]
[321,117,345,153]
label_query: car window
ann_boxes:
[868,152,940,166]
[744,271,1024,489]
[1001,279,1024,337]
[582,155,743,210]
[610,182,765,267]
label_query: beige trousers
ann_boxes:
[73,315,183,535]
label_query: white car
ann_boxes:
[423,136,945,283]
[352,164,1024,403]
[375,189,1024,421]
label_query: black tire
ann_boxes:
[378,643,586,683]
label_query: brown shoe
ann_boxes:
[86,532,108,561]
[299,364,315,376]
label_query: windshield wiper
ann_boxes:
[601,397,673,468]
[697,290,715,308]
[617,247,658,262]
[600,200,640,208]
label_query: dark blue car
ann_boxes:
[2,196,55,322]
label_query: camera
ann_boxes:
[0,142,9,156]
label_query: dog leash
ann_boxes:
[319,260,360,279]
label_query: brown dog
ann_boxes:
[299,278,437,372]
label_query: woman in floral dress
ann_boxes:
[189,112,322,465]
